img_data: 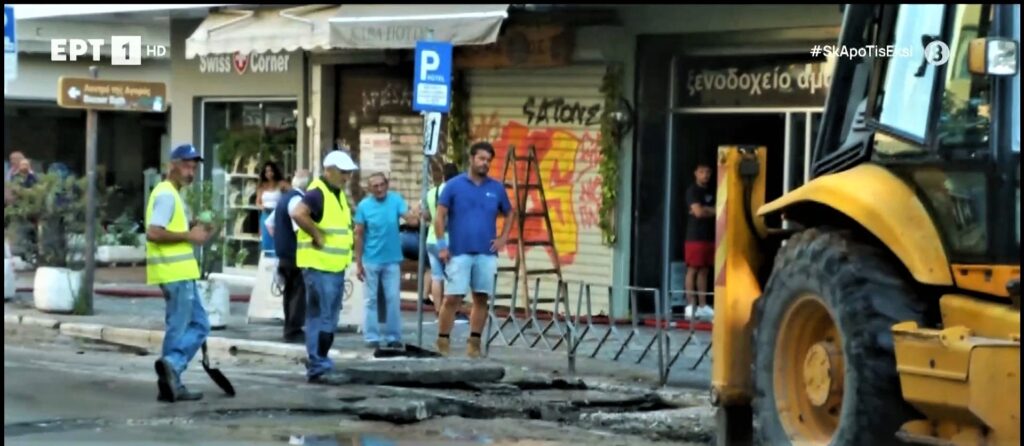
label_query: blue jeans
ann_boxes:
[426,244,445,280]
[302,268,345,379]
[362,262,402,344]
[160,280,210,376]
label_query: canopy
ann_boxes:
[186,4,508,58]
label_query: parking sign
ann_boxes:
[5,5,16,81]
[413,40,452,113]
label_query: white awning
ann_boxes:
[328,4,508,49]
[186,4,508,59]
[186,5,338,59]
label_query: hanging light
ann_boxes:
[609,96,635,140]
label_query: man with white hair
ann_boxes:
[290,151,358,383]
[265,169,311,342]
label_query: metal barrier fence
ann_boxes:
[478,277,714,386]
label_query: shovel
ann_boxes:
[195,214,233,396]
[201,341,235,396]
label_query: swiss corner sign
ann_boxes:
[198,51,291,75]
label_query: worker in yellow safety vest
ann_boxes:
[290,149,359,383]
[145,143,212,403]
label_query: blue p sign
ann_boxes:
[413,40,453,113]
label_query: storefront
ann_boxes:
[172,17,307,269]
[181,5,509,272]
[631,25,841,311]
[459,23,615,312]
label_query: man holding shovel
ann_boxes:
[145,143,213,402]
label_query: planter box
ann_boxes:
[4,258,14,300]
[198,278,230,329]
[33,267,82,313]
[96,246,146,264]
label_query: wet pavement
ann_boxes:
[4,290,713,388]
[4,325,713,445]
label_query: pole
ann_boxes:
[415,29,436,348]
[81,65,99,314]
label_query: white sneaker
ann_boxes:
[696,305,715,321]
[684,305,695,320]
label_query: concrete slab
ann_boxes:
[349,397,436,424]
[339,359,506,386]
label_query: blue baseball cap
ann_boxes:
[170,143,203,162]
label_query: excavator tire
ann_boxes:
[752,228,926,445]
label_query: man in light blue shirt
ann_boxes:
[354,172,419,350]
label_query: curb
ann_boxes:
[5,314,370,363]
[20,315,61,329]
[641,319,714,332]
[14,287,251,302]
[60,322,105,340]
[102,326,159,348]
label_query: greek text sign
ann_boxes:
[57,77,167,113]
[679,56,834,108]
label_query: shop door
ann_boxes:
[200,99,298,268]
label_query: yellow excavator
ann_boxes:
[712,4,1020,445]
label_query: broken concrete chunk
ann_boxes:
[349,398,436,424]
[338,359,505,386]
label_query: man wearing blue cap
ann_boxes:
[146,143,213,402]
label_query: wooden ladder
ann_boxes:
[498,145,565,312]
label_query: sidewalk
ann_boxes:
[4,289,712,389]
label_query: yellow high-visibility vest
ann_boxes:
[296,178,353,273]
[145,181,200,285]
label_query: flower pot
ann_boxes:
[96,246,146,264]
[33,267,82,313]
[4,258,15,301]
[198,279,230,330]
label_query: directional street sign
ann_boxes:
[413,40,453,113]
[423,111,442,156]
[5,5,17,81]
[57,77,167,112]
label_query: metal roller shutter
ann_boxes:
[467,64,613,315]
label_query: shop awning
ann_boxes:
[328,4,508,49]
[185,4,509,59]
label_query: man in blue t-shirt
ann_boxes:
[354,172,419,350]
[434,142,516,358]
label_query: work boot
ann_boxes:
[154,358,177,403]
[175,386,204,402]
[308,372,351,386]
[467,337,482,359]
[435,337,450,356]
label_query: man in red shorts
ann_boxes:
[684,162,715,321]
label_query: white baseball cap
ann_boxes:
[323,150,358,171]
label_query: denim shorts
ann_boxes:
[426,243,445,281]
[444,253,497,296]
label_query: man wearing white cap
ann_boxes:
[290,150,359,383]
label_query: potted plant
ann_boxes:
[182,180,233,329]
[216,129,263,174]
[97,212,146,264]
[4,171,107,314]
